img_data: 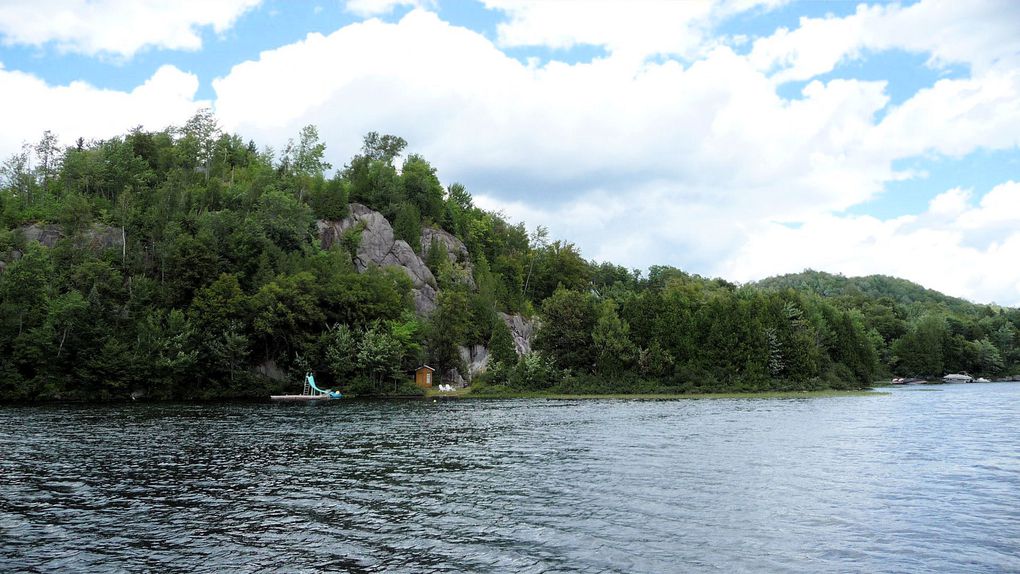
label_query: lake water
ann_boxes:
[2,383,1019,573]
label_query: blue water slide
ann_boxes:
[307,373,343,399]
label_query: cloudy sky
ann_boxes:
[1,0,1019,303]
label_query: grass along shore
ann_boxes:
[425,388,886,400]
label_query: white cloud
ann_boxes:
[0,63,206,157]
[870,69,1020,159]
[750,0,1020,83]
[1,1,1016,304]
[482,0,786,61]
[213,11,892,216]
[721,181,1020,305]
[0,0,261,58]
[345,0,432,17]
[205,6,1020,304]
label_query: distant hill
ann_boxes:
[752,270,978,313]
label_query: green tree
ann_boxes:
[357,323,403,392]
[322,323,359,381]
[427,290,471,379]
[488,317,518,367]
[592,299,636,376]
[310,176,349,220]
[533,288,597,372]
[393,203,422,247]
[401,154,445,222]
[209,321,252,387]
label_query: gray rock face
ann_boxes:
[444,368,466,387]
[255,359,288,382]
[500,312,536,356]
[458,344,490,381]
[317,204,439,315]
[19,224,64,247]
[1,224,125,273]
[17,223,125,250]
[420,227,476,290]
[80,225,125,252]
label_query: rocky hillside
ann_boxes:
[316,203,533,383]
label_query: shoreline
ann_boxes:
[0,389,890,405]
[427,389,886,400]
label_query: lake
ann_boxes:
[2,383,1019,573]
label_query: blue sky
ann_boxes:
[0,0,1018,304]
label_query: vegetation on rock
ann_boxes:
[1,114,1015,401]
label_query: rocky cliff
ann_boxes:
[316,204,537,383]
[317,204,439,315]
[420,227,476,290]
[500,312,536,356]
[1,223,125,272]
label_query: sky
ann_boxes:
[0,0,1019,304]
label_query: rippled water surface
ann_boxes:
[2,384,1019,573]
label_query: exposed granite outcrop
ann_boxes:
[19,223,125,250]
[19,223,64,247]
[420,227,476,290]
[1,223,125,273]
[458,344,490,382]
[500,312,536,356]
[317,203,439,315]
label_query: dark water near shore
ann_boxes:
[2,384,1019,573]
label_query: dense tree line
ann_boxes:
[0,114,1004,401]
[755,271,1020,380]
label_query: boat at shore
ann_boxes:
[270,372,343,401]
[942,373,974,384]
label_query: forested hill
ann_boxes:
[751,270,1020,380]
[0,115,1016,401]
[753,270,975,313]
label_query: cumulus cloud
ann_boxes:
[0,0,261,58]
[345,0,433,17]
[1,0,1017,303]
[205,5,1020,303]
[213,11,892,214]
[482,0,786,61]
[0,63,206,157]
[750,0,1020,83]
[720,182,1020,305]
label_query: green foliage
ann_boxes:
[426,289,471,379]
[527,240,591,303]
[400,154,445,222]
[393,203,422,247]
[533,288,598,372]
[310,176,349,220]
[425,237,448,276]
[592,300,636,375]
[488,317,518,367]
[2,121,1009,401]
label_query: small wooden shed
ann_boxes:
[414,365,436,388]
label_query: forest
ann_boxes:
[1,112,1017,400]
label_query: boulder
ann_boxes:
[499,312,537,356]
[318,204,439,315]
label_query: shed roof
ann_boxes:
[416,365,436,372]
